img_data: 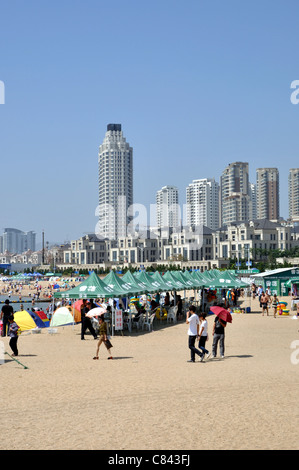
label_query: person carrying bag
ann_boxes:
[93,315,113,360]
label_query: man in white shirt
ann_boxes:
[186,306,209,362]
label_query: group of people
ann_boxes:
[186,305,226,362]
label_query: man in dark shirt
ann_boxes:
[81,300,97,340]
[212,316,227,358]
[1,300,14,337]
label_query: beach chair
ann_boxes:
[143,313,155,331]
[167,306,178,324]
[132,313,144,330]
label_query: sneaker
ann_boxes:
[187,359,195,363]
[221,355,225,359]
[199,355,204,362]
[211,355,216,358]
[206,351,211,359]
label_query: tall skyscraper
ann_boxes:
[288,168,299,223]
[249,183,257,220]
[256,168,279,220]
[98,124,133,240]
[186,178,219,230]
[156,185,179,229]
[220,162,251,225]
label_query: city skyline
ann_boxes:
[1,1,299,243]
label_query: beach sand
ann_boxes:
[0,296,298,450]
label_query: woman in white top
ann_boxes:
[198,312,209,352]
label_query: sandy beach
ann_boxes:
[0,295,298,451]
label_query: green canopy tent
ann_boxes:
[163,270,191,291]
[122,270,157,294]
[53,272,122,300]
[182,271,204,288]
[102,271,138,297]
[133,271,172,293]
[172,271,200,290]
[189,270,209,285]
[203,270,249,289]
[202,270,219,281]
[151,271,178,291]
[181,271,206,307]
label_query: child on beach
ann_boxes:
[8,315,19,357]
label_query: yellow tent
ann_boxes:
[14,311,38,332]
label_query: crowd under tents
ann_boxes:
[3,269,255,337]
[52,269,251,303]
[50,269,253,335]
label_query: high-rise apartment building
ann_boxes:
[220,162,251,225]
[97,124,133,240]
[256,168,279,220]
[1,228,36,254]
[156,185,179,229]
[289,168,299,223]
[249,183,257,220]
[186,178,220,230]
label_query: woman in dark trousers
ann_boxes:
[212,316,227,358]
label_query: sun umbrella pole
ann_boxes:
[112,303,115,337]
[5,351,29,369]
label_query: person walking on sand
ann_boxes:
[186,306,210,362]
[211,315,227,358]
[8,315,19,357]
[198,312,211,356]
[260,291,269,316]
[93,315,113,360]
[272,294,279,318]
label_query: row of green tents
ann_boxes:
[53,269,250,300]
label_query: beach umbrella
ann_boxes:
[210,306,232,323]
[86,307,107,318]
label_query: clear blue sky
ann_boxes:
[0,0,299,246]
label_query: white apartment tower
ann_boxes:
[156,185,179,228]
[97,124,133,240]
[256,168,279,220]
[289,168,299,223]
[220,162,251,225]
[186,178,220,230]
[249,183,257,220]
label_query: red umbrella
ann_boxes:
[210,306,232,323]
